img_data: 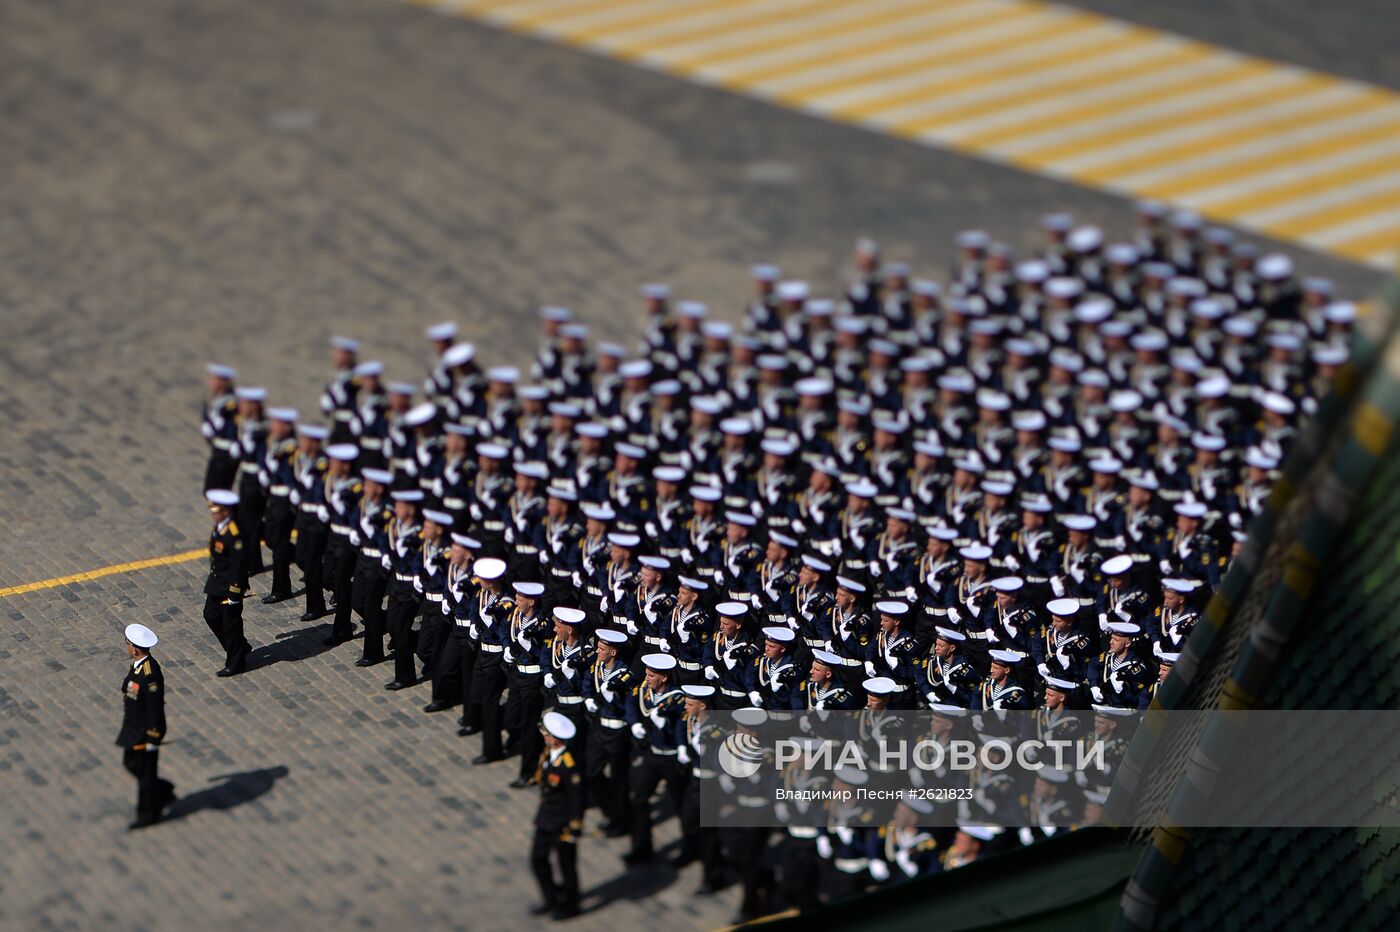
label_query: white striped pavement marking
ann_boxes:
[410,0,1400,268]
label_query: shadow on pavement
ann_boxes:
[164,765,289,822]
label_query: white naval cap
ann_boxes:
[642,652,678,672]
[450,533,481,549]
[206,362,237,379]
[1047,598,1081,617]
[762,626,796,644]
[125,623,158,649]
[473,557,507,581]
[512,581,545,598]
[235,386,268,402]
[404,402,438,427]
[1101,554,1134,577]
[354,361,383,378]
[330,336,360,352]
[422,509,454,526]
[206,489,239,507]
[268,406,299,422]
[862,677,897,697]
[326,443,359,462]
[553,607,587,626]
[443,343,476,367]
[361,468,394,485]
[596,628,628,644]
[297,424,329,440]
[425,322,459,341]
[542,711,577,741]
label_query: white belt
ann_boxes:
[482,521,505,531]
[803,637,825,648]
[362,548,383,558]
[479,643,504,653]
[556,695,584,705]
[737,796,766,808]
[212,438,235,451]
[835,858,869,873]
[361,438,383,450]
[515,664,542,674]
[678,660,701,671]
[334,410,355,422]
[444,497,466,511]
[331,524,352,535]
[300,503,320,514]
[270,484,292,496]
[239,462,260,474]
[650,746,678,757]
[552,568,572,578]
[721,687,747,698]
[425,593,444,602]
[965,630,992,640]
[395,573,414,582]
[788,826,819,839]
[694,768,718,779]
[599,717,626,729]
[643,636,666,647]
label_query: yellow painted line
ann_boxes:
[1143,120,1400,200]
[0,549,206,599]
[1270,185,1400,239]
[967,58,1281,150]
[1328,224,1400,264]
[1075,90,1396,184]
[899,35,1204,134]
[831,15,1112,121]
[412,0,1400,269]
[673,0,940,71]
[1012,69,1318,163]
[609,0,861,58]
[554,0,767,45]
[1203,148,1400,217]
[771,4,1045,99]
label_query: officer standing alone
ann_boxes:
[530,711,585,920]
[118,624,175,829]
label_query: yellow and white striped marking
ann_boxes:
[411,0,1400,271]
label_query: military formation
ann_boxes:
[185,203,1349,919]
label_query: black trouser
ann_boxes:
[629,752,688,858]
[122,747,174,820]
[236,473,267,575]
[778,835,822,912]
[734,827,773,919]
[386,588,421,685]
[204,451,235,492]
[202,592,250,672]
[691,782,726,888]
[352,560,388,662]
[295,517,328,616]
[431,625,473,707]
[505,672,545,779]
[417,600,446,675]
[471,652,508,759]
[530,825,579,915]
[585,723,629,826]
[263,497,295,596]
[327,537,356,641]
[819,859,870,905]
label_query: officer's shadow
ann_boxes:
[247,620,352,671]
[579,836,687,914]
[163,766,289,822]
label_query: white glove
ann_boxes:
[585,698,598,714]
[544,673,556,689]
[677,746,692,765]
[1159,559,1173,575]
[703,667,718,681]
[1050,577,1065,598]
[599,596,609,613]
[748,691,762,706]
[816,836,834,860]
[539,549,551,566]
[1098,612,1109,632]
[1109,672,1124,691]
[864,661,877,677]
[503,647,514,663]
[1091,686,1105,702]
[349,531,361,547]
[469,503,483,521]
[201,422,214,439]
[317,505,330,523]
[381,554,392,571]
[631,722,647,740]
[869,860,891,882]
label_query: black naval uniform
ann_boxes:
[204,514,251,675]
[118,653,173,826]
[531,744,585,918]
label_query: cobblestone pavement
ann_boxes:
[0,0,1388,929]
